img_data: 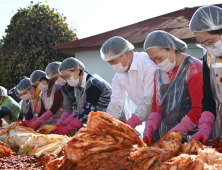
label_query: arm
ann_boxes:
[106,74,127,119]
[192,55,215,144]
[202,57,216,116]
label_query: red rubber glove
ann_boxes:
[55,112,70,126]
[126,114,142,129]
[24,118,36,127]
[56,109,77,127]
[51,118,82,135]
[143,112,162,144]
[216,147,222,153]
[28,110,53,131]
[192,111,215,144]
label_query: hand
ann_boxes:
[24,118,36,127]
[51,127,69,135]
[23,120,30,127]
[56,123,67,127]
[192,130,209,144]
[28,121,42,131]
[216,147,222,153]
[143,133,153,144]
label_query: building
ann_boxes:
[53,3,222,84]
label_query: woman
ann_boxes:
[45,62,78,129]
[0,86,21,126]
[16,77,42,121]
[143,30,203,143]
[51,57,112,135]
[25,68,63,130]
[189,6,222,146]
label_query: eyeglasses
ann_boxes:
[63,71,73,81]
[195,40,215,48]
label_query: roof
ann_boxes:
[53,3,222,52]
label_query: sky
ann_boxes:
[0,0,222,39]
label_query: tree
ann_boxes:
[0,1,77,89]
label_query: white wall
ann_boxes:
[186,42,204,59]
[75,50,115,84]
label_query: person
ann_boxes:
[189,6,222,147]
[142,30,203,144]
[0,86,21,126]
[25,68,63,130]
[16,77,42,121]
[45,62,77,129]
[51,57,112,135]
[100,36,156,129]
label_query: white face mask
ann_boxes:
[38,82,48,92]
[20,93,33,101]
[111,56,129,73]
[157,52,176,72]
[67,76,79,87]
[56,77,66,86]
[205,39,222,57]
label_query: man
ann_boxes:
[100,36,156,129]
[0,86,21,126]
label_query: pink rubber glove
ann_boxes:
[55,112,70,126]
[57,109,77,127]
[51,118,82,135]
[28,110,53,131]
[192,111,215,144]
[126,114,142,129]
[143,112,162,144]
[169,115,197,136]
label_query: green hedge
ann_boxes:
[0,2,77,90]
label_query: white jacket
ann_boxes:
[106,52,156,121]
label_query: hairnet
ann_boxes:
[0,86,7,97]
[30,70,46,85]
[45,61,61,79]
[59,57,85,73]
[100,36,134,61]
[16,78,31,94]
[190,6,222,33]
[143,30,187,52]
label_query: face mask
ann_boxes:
[111,55,129,73]
[205,39,222,57]
[67,76,79,87]
[157,52,176,72]
[38,82,48,92]
[56,77,66,86]
[20,93,33,101]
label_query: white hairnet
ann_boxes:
[100,36,134,61]
[190,6,222,33]
[143,30,187,52]
[45,61,61,79]
[16,78,31,94]
[30,70,46,85]
[59,57,85,73]
[0,86,7,97]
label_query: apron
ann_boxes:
[62,84,77,110]
[0,96,21,124]
[156,56,197,141]
[208,53,222,139]
[41,83,63,125]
